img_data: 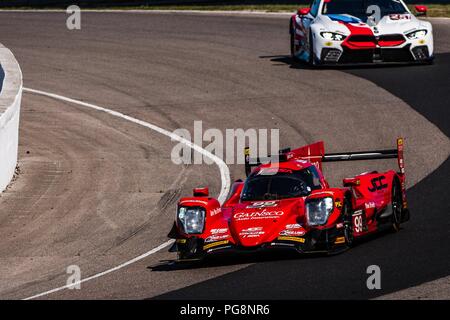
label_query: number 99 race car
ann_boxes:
[290,0,434,65]
[168,138,410,261]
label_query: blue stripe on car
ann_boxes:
[327,14,361,24]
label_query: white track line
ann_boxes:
[22,87,231,300]
[24,239,174,300]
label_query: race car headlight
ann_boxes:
[320,32,347,41]
[406,29,427,40]
[178,206,205,234]
[306,197,334,226]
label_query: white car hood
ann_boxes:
[316,13,428,36]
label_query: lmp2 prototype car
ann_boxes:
[290,0,434,65]
[168,138,410,261]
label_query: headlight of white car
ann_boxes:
[320,32,347,41]
[406,29,428,40]
[178,206,206,234]
[306,197,334,226]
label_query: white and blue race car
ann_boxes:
[290,0,434,65]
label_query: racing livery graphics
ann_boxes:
[290,0,434,65]
[168,138,410,261]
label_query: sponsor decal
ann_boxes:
[389,14,411,20]
[234,209,284,220]
[241,227,263,232]
[334,236,346,244]
[368,175,388,192]
[279,229,305,236]
[336,222,344,229]
[203,240,229,250]
[246,201,278,209]
[210,228,228,234]
[277,236,305,243]
[365,201,376,209]
[176,239,187,244]
[285,223,302,229]
[210,208,221,216]
[335,200,342,209]
[240,227,265,238]
[205,234,229,243]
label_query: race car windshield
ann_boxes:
[241,167,322,201]
[322,0,408,19]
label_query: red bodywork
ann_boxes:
[169,139,409,259]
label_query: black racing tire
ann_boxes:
[290,21,298,61]
[342,197,354,248]
[425,58,434,65]
[308,31,317,66]
[391,178,403,232]
[178,251,190,260]
[290,31,296,59]
[177,250,205,263]
[328,197,354,256]
[177,237,205,261]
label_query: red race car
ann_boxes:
[168,138,409,261]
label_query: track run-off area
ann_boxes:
[0,11,448,299]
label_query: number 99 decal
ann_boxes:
[353,211,365,234]
[247,201,278,209]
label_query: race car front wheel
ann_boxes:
[290,32,296,59]
[328,197,353,255]
[308,31,319,66]
[342,197,354,248]
[290,24,299,62]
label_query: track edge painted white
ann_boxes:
[22,87,231,300]
[0,44,23,193]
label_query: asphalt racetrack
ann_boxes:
[0,12,448,299]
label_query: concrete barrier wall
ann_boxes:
[0,44,22,193]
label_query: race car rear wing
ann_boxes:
[245,138,405,176]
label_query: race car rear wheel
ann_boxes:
[391,179,403,232]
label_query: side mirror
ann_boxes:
[193,187,209,197]
[297,7,311,16]
[414,5,427,16]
